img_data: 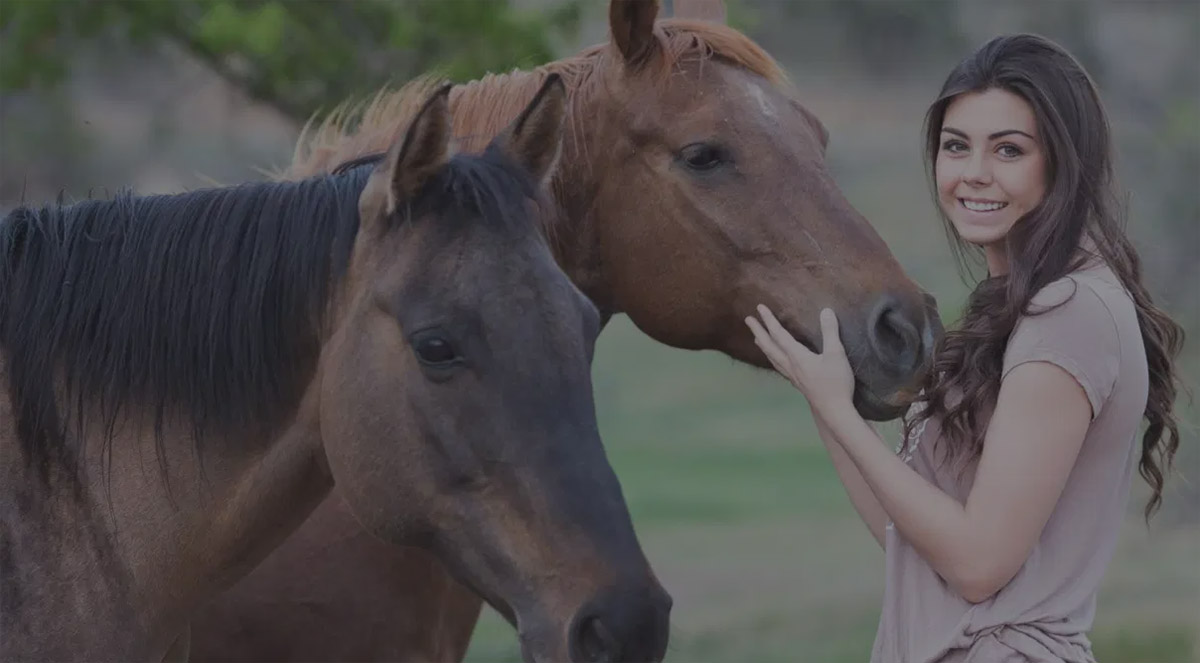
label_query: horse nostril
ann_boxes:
[567,583,671,663]
[572,615,618,663]
[877,311,908,356]
[868,295,922,372]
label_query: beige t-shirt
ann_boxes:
[871,263,1149,663]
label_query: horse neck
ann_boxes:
[0,182,348,657]
[0,373,332,659]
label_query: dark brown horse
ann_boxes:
[1,78,670,662]
[188,0,941,660]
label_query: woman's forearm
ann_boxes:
[814,414,889,548]
[822,405,984,598]
[745,304,1086,605]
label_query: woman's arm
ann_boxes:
[821,363,1090,602]
[748,306,1092,603]
[813,413,889,549]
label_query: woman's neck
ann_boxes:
[984,242,1010,277]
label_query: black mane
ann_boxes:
[347,143,546,237]
[0,164,374,477]
[1,144,547,481]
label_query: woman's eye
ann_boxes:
[414,336,459,366]
[679,143,726,171]
[996,144,1023,158]
[941,140,967,154]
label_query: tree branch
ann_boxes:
[151,15,307,122]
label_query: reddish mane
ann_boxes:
[282,19,791,180]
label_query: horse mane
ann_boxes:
[282,19,791,182]
[406,146,548,239]
[1,141,552,482]
[0,168,371,478]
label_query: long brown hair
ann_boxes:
[905,33,1185,519]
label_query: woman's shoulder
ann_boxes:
[1006,262,1133,418]
[1005,271,1121,374]
[1026,262,1130,328]
[1032,259,1132,312]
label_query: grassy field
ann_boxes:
[463,316,1200,662]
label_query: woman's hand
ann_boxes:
[745,305,856,418]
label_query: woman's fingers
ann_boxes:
[819,308,844,355]
[746,316,790,371]
[756,305,810,356]
[745,314,768,342]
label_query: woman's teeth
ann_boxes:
[961,199,1007,212]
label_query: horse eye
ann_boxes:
[414,336,459,366]
[679,143,726,171]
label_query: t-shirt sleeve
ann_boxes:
[1002,278,1121,420]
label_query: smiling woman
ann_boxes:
[935,88,1047,274]
[748,32,1185,663]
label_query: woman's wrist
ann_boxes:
[820,401,862,441]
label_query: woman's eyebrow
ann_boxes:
[941,126,1036,141]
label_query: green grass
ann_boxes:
[1092,626,1196,663]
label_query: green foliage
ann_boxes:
[724,0,759,34]
[0,0,584,121]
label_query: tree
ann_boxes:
[0,0,585,122]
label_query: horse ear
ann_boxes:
[493,74,566,186]
[384,83,453,215]
[672,0,725,23]
[610,0,660,68]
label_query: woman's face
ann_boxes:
[936,88,1047,254]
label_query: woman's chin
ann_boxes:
[949,219,1012,248]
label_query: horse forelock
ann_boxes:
[655,19,789,88]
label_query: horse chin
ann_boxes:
[853,383,910,422]
[516,619,569,663]
[732,330,911,421]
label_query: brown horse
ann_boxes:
[0,78,671,662]
[188,0,941,660]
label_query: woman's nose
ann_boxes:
[962,153,992,185]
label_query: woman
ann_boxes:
[747,34,1184,662]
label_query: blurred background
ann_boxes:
[1,1,1196,660]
